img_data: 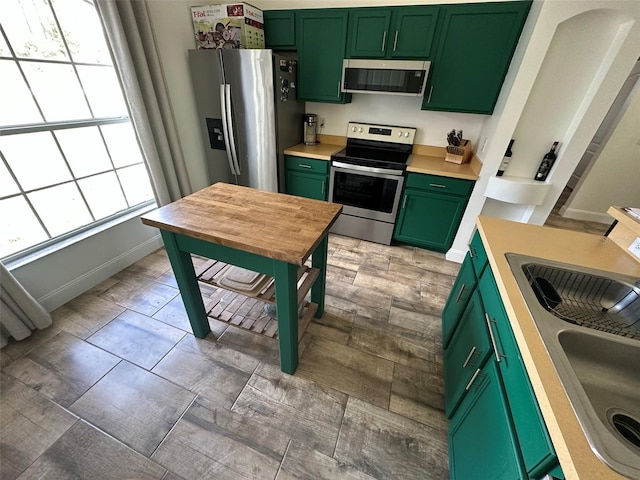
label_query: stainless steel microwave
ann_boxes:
[341,59,431,97]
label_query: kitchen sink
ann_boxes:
[506,253,640,479]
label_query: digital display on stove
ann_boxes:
[368,127,392,136]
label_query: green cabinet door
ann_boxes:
[448,360,527,480]
[444,291,492,417]
[297,9,351,103]
[285,170,327,200]
[264,10,296,49]
[394,188,469,252]
[442,251,477,349]
[422,1,531,114]
[347,8,392,58]
[389,6,440,58]
[479,268,560,478]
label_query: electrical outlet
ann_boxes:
[628,237,640,260]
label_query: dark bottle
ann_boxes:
[497,139,514,176]
[534,141,559,181]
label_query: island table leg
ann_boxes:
[160,231,210,338]
[311,235,328,318]
[273,261,299,374]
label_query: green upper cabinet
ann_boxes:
[297,9,351,103]
[347,8,392,58]
[347,6,439,59]
[390,6,440,58]
[422,1,531,114]
[264,10,296,49]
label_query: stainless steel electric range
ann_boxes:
[329,122,416,245]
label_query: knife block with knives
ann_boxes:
[445,139,472,164]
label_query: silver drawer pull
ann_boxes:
[393,31,398,51]
[381,31,387,51]
[463,346,477,368]
[455,283,466,303]
[465,368,482,390]
[299,164,312,169]
[485,312,506,363]
[429,183,446,188]
[321,180,325,194]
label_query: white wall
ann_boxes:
[561,83,640,222]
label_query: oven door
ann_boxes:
[329,162,405,223]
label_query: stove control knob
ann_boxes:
[397,131,403,137]
[352,126,357,132]
[358,127,363,133]
[404,132,410,138]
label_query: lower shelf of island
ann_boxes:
[194,259,319,340]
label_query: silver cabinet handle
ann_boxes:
[469,247,476,258]
[299,164,312,169]
[393,31,398,51]
[321,180,325,194]
[429,183,446,188]
[337,81,341,98]
[381,31,387,51]
[485,312,505,363]
[463,346,477,368]
[455,284,466,304]
[402,195,407,209]
[465,368,482,390]
[427,85,433,103]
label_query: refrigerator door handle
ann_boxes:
[225,84,241,175]
[219,84,237,175]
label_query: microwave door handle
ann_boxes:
[225,84,241,175]
[219,84,237,175]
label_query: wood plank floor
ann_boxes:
[0,234,457,480]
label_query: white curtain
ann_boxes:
[0,263,52,348]
[96,0,193,205]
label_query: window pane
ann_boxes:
[0,160,21,197]
[101,123,144,167]
[0,34,10,56]
[0,0,69,61]
[78,172,128,219]
[0,196,49,258]
[117,164,154,206]
[21,61,91,121]
[0,60,44,126]
[77,65,128,117]
[51,0,112,64]
[28,182,93,236]
[54,126,112,178]
[0,132,72,190]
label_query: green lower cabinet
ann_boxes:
[448,360,527,480]
[394,173,473,252]
[444,291,492,418]
[284,155,328,200]
[479,268,562,478]
[441,251,476,348]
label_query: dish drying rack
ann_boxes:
[524,263,640,340]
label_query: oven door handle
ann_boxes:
[332,161,404,177]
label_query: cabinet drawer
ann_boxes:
[405,172,474,196]
[285,155,329,174]
[469,229,488,276]
[442,252,477,348]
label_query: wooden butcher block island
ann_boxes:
[141,182,342,374]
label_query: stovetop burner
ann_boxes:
[330,122,417,171]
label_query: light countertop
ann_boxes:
[476,216,640,480]
[284,140,481,181]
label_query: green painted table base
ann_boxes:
[160,230,328,374]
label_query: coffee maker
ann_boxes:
[303,114,318,145]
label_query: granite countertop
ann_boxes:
[476,215,640,480]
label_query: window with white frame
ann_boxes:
[0,0,155,261]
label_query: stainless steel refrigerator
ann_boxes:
[188,49,304,193]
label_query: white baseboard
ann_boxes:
[38,234,163,311]
[445,248,466,264]
[557,207,611,225]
